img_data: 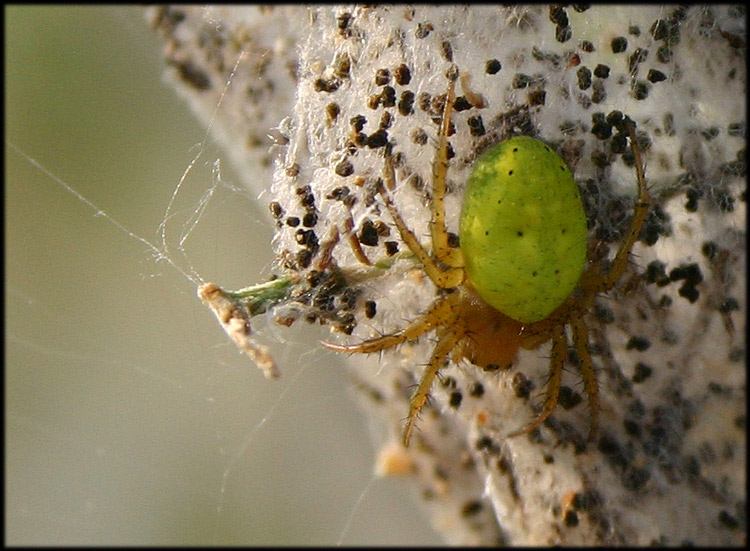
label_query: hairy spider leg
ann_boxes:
[571,316,599,439]
[321,292,458,353]
[428,71,464,270]
[596,119,651,292]
[507,324,567,437]
[379,155,464,289]
[403,323,466,446]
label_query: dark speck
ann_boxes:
[269,201,284,219]
[548,5,568,27]
[647,69,667,83]
[577,66,592,90]
[398,90,415,115]
[394,63,412,85]
[558,386,582,409]
[381,86,396,107]
[302,212,318,227]
[656,45,673,63]
[651,19,669,40]
[350,114,367,132]
[415,22,433,39]
[468,115,485,136]
[632,362,653,383]
[611,36,628,53]
[556,25,572,43]
[512,372,533,398]
[564,509,579,527]
[384,241,399,256]
[628,48,649,74]
[375,68,391,86]
[335,159,354,177]
[646,260,669,287]
[593,64,610,78]
[486,58,502,74]
[364,300,377,318]
[623,419,642,437]
[449,391,462,408]
[512,73,531,89]
[597,434,621,456]
[358,219,379,246]
[453,96,473,111]
[718,297,739,313]
[366,129,389,148]
[461,500,484,517]
[718,510,740,530]
[701,241,719,260]
[175,61,211,90]
[475,435,500,454]
[313,77,341,93]
[411,127,428,145]
[626,336,651,351]
[441,40,453,62]
[632,81,650,100]
[669,263,703,285]
[678,285,700,303]
[623,466,650,490]
[469,382,484,397]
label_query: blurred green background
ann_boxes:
[6,6,440,545]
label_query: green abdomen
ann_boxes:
[459,136,587,324]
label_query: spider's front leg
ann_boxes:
[427,67,464,271]
[378,151,463,289]
[321,292,458,354]
[377,67,465,290]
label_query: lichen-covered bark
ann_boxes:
[150,5,745,545]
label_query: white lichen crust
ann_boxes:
[151,5,745,545]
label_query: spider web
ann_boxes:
[5,6,438,546]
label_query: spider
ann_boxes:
[324,68,650,447]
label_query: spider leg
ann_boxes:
[429,68,464,270]
[508,324,566,437]
[378,165,464,289]
[321,292,459,354]
[571,316,599,440]
[597,118,651,292]
[403,323,465,446]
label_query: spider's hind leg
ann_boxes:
[508,324,566,437]
[571,316,599,440]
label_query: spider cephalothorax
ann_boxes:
[324,67,649,447]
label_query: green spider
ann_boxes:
[324,69,650,447]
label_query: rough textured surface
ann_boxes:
[150,5,745,545]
